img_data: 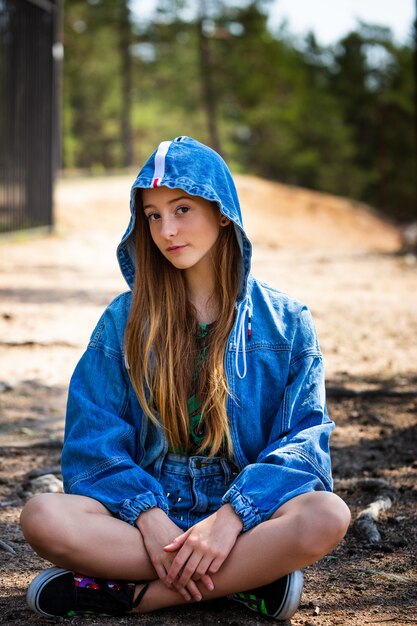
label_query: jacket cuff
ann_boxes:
[119,492,169,525]
[221,485,262,532]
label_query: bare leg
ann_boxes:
[20,493,157,580]
[20,490,350,613]
[136,491,351,612]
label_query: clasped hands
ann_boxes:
[136,504,243,602]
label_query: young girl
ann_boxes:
[20,136,350,620]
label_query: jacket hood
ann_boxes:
[117,136,252,303]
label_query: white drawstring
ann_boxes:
[235,298,253,379]
[124,299,253,379]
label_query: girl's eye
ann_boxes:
[145,212,160,222]
[176,205,189,215]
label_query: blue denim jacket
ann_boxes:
[62,137,334,532]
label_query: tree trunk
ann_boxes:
[414,0,417,210]
[119,0,134,168]
[197,0,222,155]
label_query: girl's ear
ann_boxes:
[220,216,231,227]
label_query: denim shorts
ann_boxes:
[159,453,239,531]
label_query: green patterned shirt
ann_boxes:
[170,324,210,455]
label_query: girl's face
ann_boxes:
[142,187,227,278]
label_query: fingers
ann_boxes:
[194,556,214,585]
[154,562,168,583]
[184,579,202,602]
[165,547,227,593]
[177,552,204,589]
[166,548,211,599]
[168,554,216,598]
[163,529,190,552]
[197,572,214,592]
[165,545,192,586]
[208,555,225,575]
[165,552,205,601]
[175,568,206,602]
[153,560,196,602]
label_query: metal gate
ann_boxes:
[0,0,60,233]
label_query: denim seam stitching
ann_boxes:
[277,447,332,487]
[282,379,292,433]
[67,456,126,490]
[89,319,105,348]
[119,384,130,420]
[86,343,124,364]
[228,343,290,353]
[289,349,321,369]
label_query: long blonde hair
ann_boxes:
[124,190,241,457]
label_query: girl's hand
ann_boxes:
[136,507,212,601]
[163,504,243,594]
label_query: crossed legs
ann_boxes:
[20,491,350,613]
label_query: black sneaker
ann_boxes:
[26,567,147,618]
[229,570,304,620]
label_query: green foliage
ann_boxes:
[329,26,416,220]
[63,0,126,168]
[62,0,416,222]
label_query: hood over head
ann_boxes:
[117,136,252,304]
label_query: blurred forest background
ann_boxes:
[62,0,416,224]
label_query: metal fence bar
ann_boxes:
[0,0,58,233]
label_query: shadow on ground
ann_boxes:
[0,375,416,625]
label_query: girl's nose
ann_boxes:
[160,216,178,238]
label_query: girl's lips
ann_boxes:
[166,245,187,252]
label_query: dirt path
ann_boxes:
[0,174,416,625]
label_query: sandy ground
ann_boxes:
[0,173,416,625]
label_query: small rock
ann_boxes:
[19,427,36,436]
[401,222,417,254]
[0,380,14,393]
[0,499,21,508]
[29,474,63,494]
[0,539,17,555]
[404,253,417,266]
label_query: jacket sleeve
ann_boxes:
[222,309,334,532]
[61,302,169,525]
